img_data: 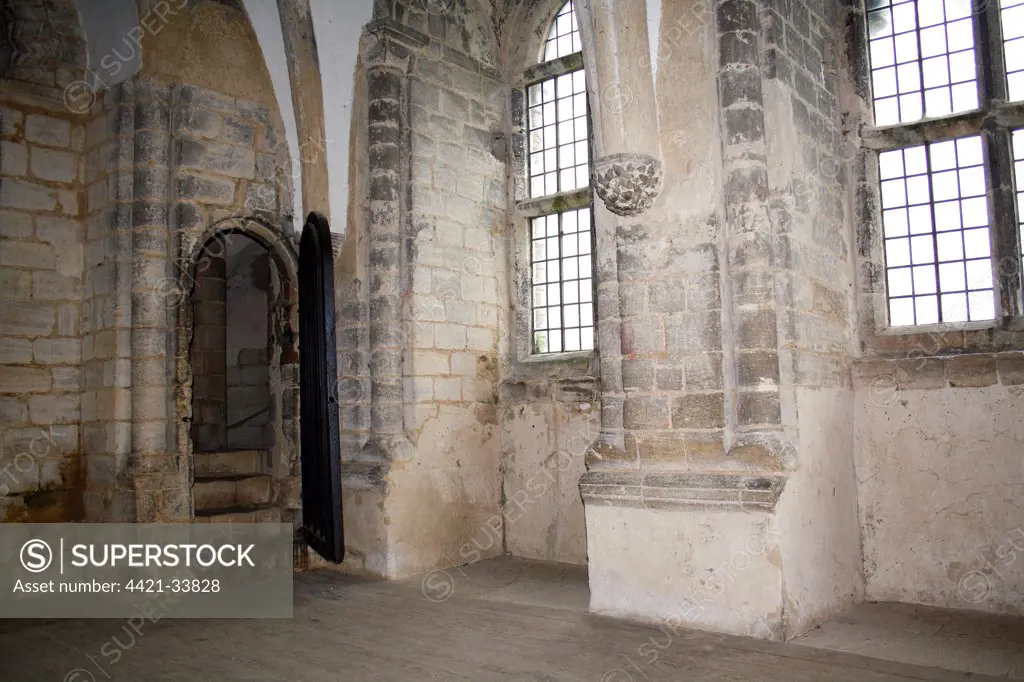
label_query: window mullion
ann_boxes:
[979,0,1007,104]
[980,0,1021,323]
[984,121,1022,323]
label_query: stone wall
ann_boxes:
[839,0,1024,617]
[225,237,274,450]
[336,9,508,578]
[491,0,599,568]
[190,250,228,452]
[573,0,864,640]
[853,358,1024,616]
[165,79,297,523]
[79,82,134,522]
[1,0,86,90]
[0,81,85,522]
[759,0,864,636]
[499,370,596,565]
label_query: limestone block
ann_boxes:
[0,302,54,337]
[55,303,79,336]
[451,351,477,376]
[176,106,222,139]
[177,173,236,205]
[30,148,77,183]
[0,337,33,364]
[0,396,27,423]
[0,211,33,240]
[32,271,81,300]
[28,394,81,424]
[36,217,80,244]
[672,393,725,429]
[0,366,51,393]
[1,107,23,135]
[0,240,56,270]
[57,190,78,216]
[51,367,80,392]
[466,326,493,351]
[411,350,450,376]
[33,338,81,365]
[0,269,32,298]
[244,183,276,212]
[25,114,71,147]
[1,141,28,177]
[737,390,782,425]
[0,179,57,211]
[435,323,467,350]
[434,377,462,401]
[623,395,671,429]
[205,142,256,179]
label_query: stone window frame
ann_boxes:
[852,0,1024,356]
[508,7,598,372]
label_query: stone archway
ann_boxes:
[174,216,300,524]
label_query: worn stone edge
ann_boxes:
[579,470,786,512]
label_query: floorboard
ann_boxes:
[0,557,1013,681]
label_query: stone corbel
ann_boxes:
[592,152,664,217]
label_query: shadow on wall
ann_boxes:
[141,0,279,109]
[189,232,278,453]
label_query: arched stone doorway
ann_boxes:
[176,217,300,524]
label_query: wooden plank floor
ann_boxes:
[0,557,1006,681]
[794,601,1024,677]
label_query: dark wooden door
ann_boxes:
[298,212,344,563]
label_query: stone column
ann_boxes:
[130,77,188,522]
[360,29,414,465]
[716,0,785,462]
[81,80,136,522]
[577,0,664,217]
[575,0,665,467]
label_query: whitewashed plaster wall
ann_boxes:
[241,0,375,234]
[855,384,1024,616]
[309,0,374,234]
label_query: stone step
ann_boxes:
[194,503,281,524]
[194,450,267,477]
[194,474,273,511]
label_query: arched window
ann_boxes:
[522,1,595,354]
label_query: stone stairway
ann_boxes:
[193,450,280,523]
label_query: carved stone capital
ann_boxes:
[592,153,664,217]
[361,25,413,75]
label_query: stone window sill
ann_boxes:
[506,350,597,384]
[874,320,997,336]
[520,350,593,364]
[861,319,1024,357]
